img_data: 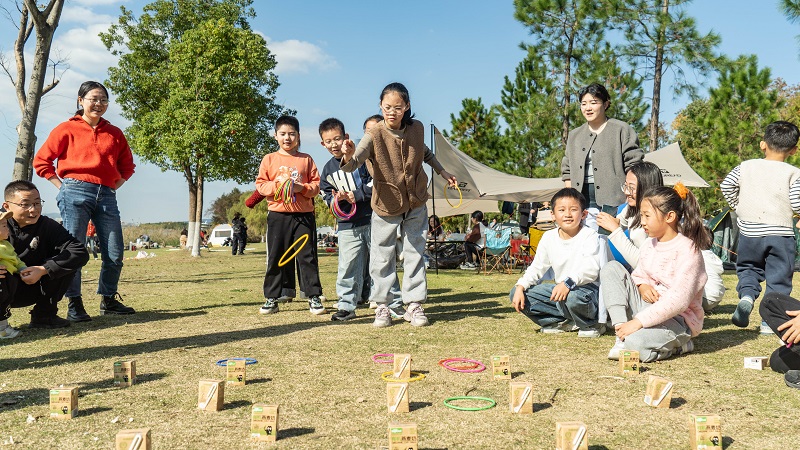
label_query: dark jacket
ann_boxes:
[321,156,373,230]
[7,213,89,279]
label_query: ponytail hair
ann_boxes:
[380,82,415,127]
[641,183,711,250]
[75,81,109,116]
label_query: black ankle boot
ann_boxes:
[67,297,92,322]
[100,293,136,315]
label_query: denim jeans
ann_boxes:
[335,224,371,312]
[509,282,599,329]
[57,178,124,298]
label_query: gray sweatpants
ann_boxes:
[600,261,692,362]
[370,205,428,305]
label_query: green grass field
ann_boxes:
[1,243,798,449]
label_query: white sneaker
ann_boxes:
[578,324,606,338]
[0,321,21,339]
[540,320,578,334]
[308,296,326,315]
[675,339,694,356]
[369,301,378,309]
[373,304,392,328]
[760,321,773,335]
[403,302,429,327]
[607,337,625,360]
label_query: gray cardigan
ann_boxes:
[561,118,643,207]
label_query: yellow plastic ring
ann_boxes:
[443,183,463,208]
[381,370,426,383]
[278,234,309,267]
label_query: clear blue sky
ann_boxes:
[0,0,798,223]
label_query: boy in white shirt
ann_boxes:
[510,188,607,337]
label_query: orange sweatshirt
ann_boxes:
[34,116,135,188]
[255,151,320,213]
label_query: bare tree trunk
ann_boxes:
[649,0,669,153]
[10,0,65,181]
[191,170,204,257]
[561,22,577,146]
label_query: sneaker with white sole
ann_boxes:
[373,304,392,328]
[608,337,625,360]
[760,321,774,335]
[259,298,279,315]
[369,301,378,309]
[540,320,578,334]
[330,310,356,322]
[403,302,429,327]
[0,321,21,339]
[389,306,406,320]
[731,295,754,328]
[309,296,326,315]
[578,323,606,338]
[675,339,694,356]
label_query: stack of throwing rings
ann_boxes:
[275,179,296,204]
[438,358,486,373]
[331,198,356,220]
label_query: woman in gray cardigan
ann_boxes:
[561,83,643,214]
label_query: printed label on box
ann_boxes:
[492,355,511,380]
[251,404,279,442]
[689,414,722,450]
[49,386,78,420]
[388,422,418,450]
[393,354,411,379]
[197,379,224,411]
[555,421,588,450]
[226,359,247,386]
[114,361,136,387]
[643,375,673,408]
[387,382,409,413]
[509,382,533,414]
[743,357,768,370]
[620,350,640,376]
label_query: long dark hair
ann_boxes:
[74,81,109,116]
[641,185,711,250]
[471,210,487,226]
[380,82,415,127]
[625,162,664,229]
[428,215,442,236]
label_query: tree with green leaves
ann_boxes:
[673,55,781,213]
[614,0,721,152]
[443,98,515,173]
[100,0,287,256]
[206,187,242,225]
[783,0,800,53]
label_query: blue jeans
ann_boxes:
[509,282,599,329]
[335,224,371,312]
[57,178,124,298]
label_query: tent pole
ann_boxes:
[431,123,439,275]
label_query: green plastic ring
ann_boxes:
[443,396,496,411]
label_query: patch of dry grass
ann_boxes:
[0,245,798,449]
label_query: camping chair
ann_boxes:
[514,227,545,272]
[481,226,513,274]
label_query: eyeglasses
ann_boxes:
[621,184,636,195]
[323,137,343,146]
[5,200,44,210]
[381,104,406,114]
[82,97,109,105]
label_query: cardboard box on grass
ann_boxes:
[555,421,588,450]
[251,404,279,442]
[643,375,673,408]
[509,381,533,414]
[393,354,411,379]
[114,360,136,387]
[388,422,417,450]
[386,382,409,413]
[491,355,511,380]
[743,356,768,370]
[115,428,151,450]
[620,350,640,376]
[197,379,224,411]
[49,386,78,419]
[226,359,247,386]
[689,414,722,450]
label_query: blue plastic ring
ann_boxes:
[215,357,258,367]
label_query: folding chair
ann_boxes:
[516,227,545,272]
[481,226,513,274]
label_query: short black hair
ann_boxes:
[363,114,383,131]
[551,187,587,210]
[4,180,39,200]
[578,83,611,104]
[275,115,299,132]
[319,118,345,137]
[764,120,800,153]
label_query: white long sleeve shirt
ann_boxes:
[515,226,605,289]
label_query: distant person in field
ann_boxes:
[1,181,89,329]
[230,212,247,255]
[180,228,188,249]
[33,81,135,322]
[86,221,98,260]
[721,121,800,334]
[562,83,643,229]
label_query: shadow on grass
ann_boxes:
[511,371,525,379]
[79,406,113,417]
[125,269,265,284]
[588,446,611,450]
[410,401,432,411]
[533,402,552,412]
[247,377,272,385]
[0,321,329,372]
[280,427,315,439]
[224,400,252,410]
[426,297,509,323]
[669,396,687,408]
[692,328,760,354]
[723,436,735,449]
[0,373,168,412]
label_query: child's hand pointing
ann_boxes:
[341,139,355,160]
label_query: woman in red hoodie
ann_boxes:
[33,81,136,322]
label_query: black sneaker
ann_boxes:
[331,309,356,322]
[309,296,326,315]
[67,297,92,322]
[100,293,136,315]
[30,314,71,329]
[786,370,800,389]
